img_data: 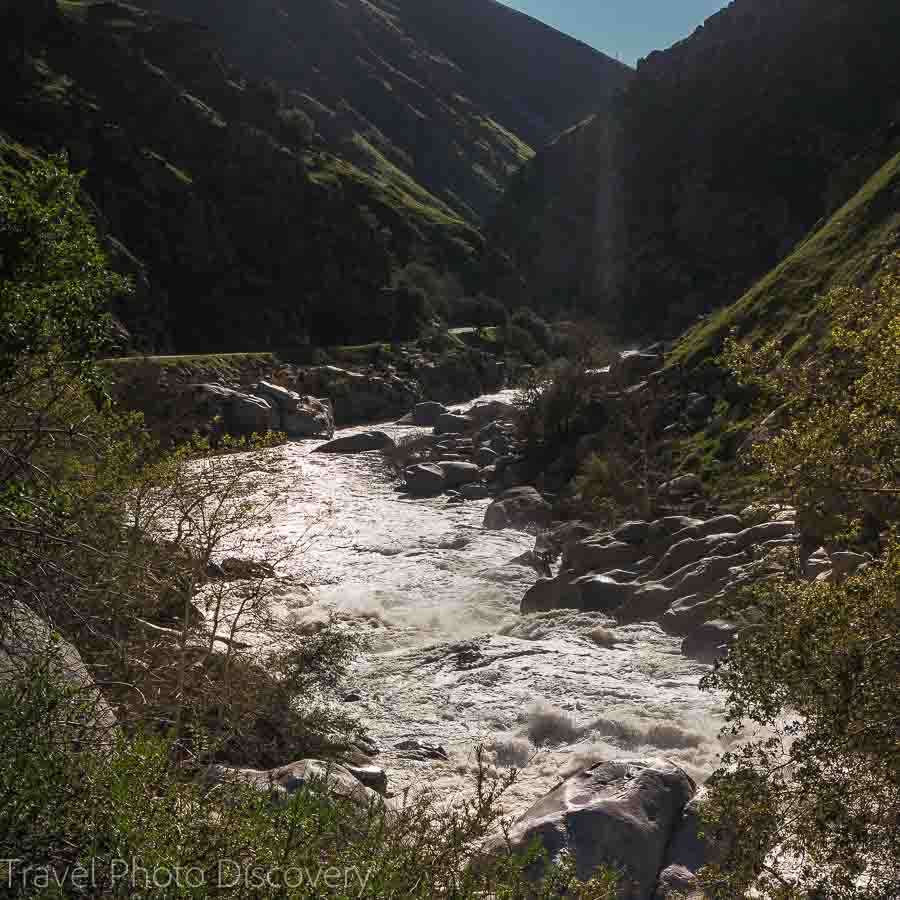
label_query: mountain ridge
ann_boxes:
[484,0,900,338]
[135,0,631,223]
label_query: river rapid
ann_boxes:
[246,393,727,816]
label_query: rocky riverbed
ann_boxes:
[204,376,877,898]
[234,392,732,821]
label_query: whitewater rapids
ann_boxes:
[243,393,727,815]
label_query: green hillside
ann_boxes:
[671,149,900,369]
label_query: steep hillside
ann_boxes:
[135,0,631,223]
[1,0,486,351]
[485,0,900,337]
[671,148,900,369]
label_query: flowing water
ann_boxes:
[246,393,727,815]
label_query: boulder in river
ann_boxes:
[484,487,551,532]
[681,618,740,663]
[314,431,396,454]
[655,788,719,900]
[435,412,474,435]
[405,463,447,496]
[438,461,481,488]
[252,381,335,437]
[485,758,696,897]
[195,384,274,434]
[409,401,449,427]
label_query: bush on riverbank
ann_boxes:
[0,669,619,899]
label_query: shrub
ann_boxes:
[509,308,552,352]
[0,670,619,899]
[700,544,900,899]
[502,323,547,365]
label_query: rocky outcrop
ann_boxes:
[252,382,335,438]
[520,507,800,661]
[484,0,900,338]
[291,367,420,426]
[314,431,395,454]
[486,758,697,898]
[193,383,334,438]
[201,758,384,808]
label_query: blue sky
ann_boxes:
[499,0,729,66]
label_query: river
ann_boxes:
[246,392,727,816]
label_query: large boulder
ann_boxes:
[488,758,696,897]
[484,487,551,532]
[520,577,571,614]
[654,789,714,900]
[662,594,724,637]
[229,393,274,433]
[563,538,646,575]
[405,463,447,496]
[614,520,651,545]
[576,574,638,613]
[314,431,396,454]
[252,382,334,437]
[535,521,597,557]
[409,401,448,427]
[435,412,474,435]
[459,482,491,501]
[194,383,276,434]
[202,759,382,809]
[681,619,740,662]
[0,601,117,741]
[438,461,481,488]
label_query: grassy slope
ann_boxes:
[659,149,900,504]
[670,149,900,369]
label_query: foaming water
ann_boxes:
[241,392,726,813]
